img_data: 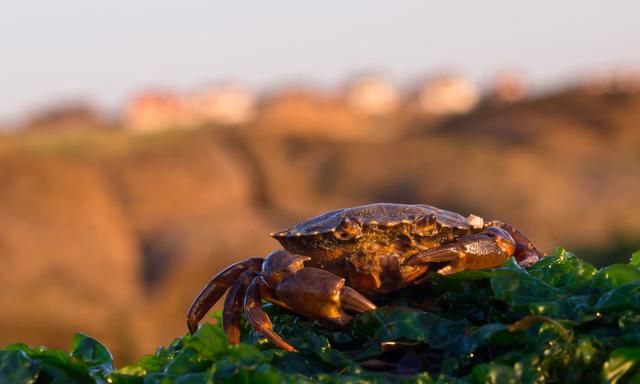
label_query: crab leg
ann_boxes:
[488,221,545,267]
[222,269,256,344]
[244,277,297,352]
[187,257,263,334]
[406,226,516,274]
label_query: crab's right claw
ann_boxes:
[242,274,375,352]
[269,266,376,328]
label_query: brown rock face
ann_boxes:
[0,156,141,361]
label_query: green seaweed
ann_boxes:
[2,248,640,383]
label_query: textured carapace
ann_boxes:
[270,203,496,293]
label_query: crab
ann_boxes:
[187,203,544,351]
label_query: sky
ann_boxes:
[1,1,639,121]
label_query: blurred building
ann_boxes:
[190,85,255,125]
[488,71,528,103]
[413,74,480,116]
[258,87,369,139]
[124,91,194,133]
[344,75,400,116]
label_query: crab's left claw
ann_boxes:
[406,226,517,274]
[488,221,546,267]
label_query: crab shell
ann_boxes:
[271,203,485,267]
[187,203,543,351]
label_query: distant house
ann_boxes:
[488,71,528,103]
[413,74,480,116]
[124,86,256,132]
[344,75,400,116]
[190,85,255,125]
[124,91,194,133]
[257,87,370,139]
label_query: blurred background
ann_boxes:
[1,1,639,364]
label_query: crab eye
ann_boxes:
[412,214,437,235]
[334,217,362,240]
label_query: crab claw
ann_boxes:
[406,226,516,274]
[273,266,376,326]
[340,286,377,313]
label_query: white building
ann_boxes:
[190,85,255,125]
[124,91,194,133]
[489,72,528,103]
[124,85,256,132]
[415,75,480,116]
[344,75,400,116]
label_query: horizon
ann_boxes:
[2,1,639,122]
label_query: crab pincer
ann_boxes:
[187,250,375,351]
